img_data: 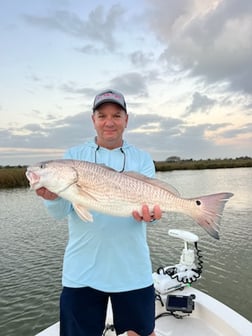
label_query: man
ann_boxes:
[36,89,162,335]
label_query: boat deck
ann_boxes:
[155,316,222,336]
[36,287,251,336]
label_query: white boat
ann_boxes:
[36,230,252,336]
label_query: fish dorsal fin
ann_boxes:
[123,171,180,196]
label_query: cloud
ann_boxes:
[185,91,217,116]
[23,4,125,50]
[109,72,148,96]
[146,0,252,93]
[221,122,252,138]
[76,44,104,54]
[1,108,251,165]
[0,112,93,151]
[1,1,251,166]
[129,50,155,67]
[59,82,96,96]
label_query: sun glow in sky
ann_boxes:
[0,0,252,165]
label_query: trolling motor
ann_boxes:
[153,229,202,318]
[153,229,203,295]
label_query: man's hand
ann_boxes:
[36,187,58,200]
[132,205,162,222]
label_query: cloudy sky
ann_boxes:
[1,0,252,166]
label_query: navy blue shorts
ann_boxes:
[60,285,155,336]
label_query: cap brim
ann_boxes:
[93,99,126,112]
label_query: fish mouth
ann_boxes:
[26,171,40,189]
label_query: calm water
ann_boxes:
[0,168,251,336]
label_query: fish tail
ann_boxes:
[189,192,234,239]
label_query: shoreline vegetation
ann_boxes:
[0,157,251,189]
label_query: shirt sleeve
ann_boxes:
[43,149,74,219]
[139,151,156,178]
[44,197,72,220]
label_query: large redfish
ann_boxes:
[26,159,233,239]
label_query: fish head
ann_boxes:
[26,160,78,194]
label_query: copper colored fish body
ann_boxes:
[26,159,234,239]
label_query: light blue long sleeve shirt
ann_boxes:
[44,139,155,292]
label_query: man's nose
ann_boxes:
[105,118,114,126]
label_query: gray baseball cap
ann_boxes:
[93,89,127,112]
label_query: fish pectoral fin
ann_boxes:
[123,171,180,196]
[73,204,93,222]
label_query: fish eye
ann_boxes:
[39,163,46,169]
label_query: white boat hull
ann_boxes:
[36,287,251,336]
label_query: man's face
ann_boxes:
[92,103,128,147]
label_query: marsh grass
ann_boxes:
[0,167,29,189]
[154,157,252,171]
